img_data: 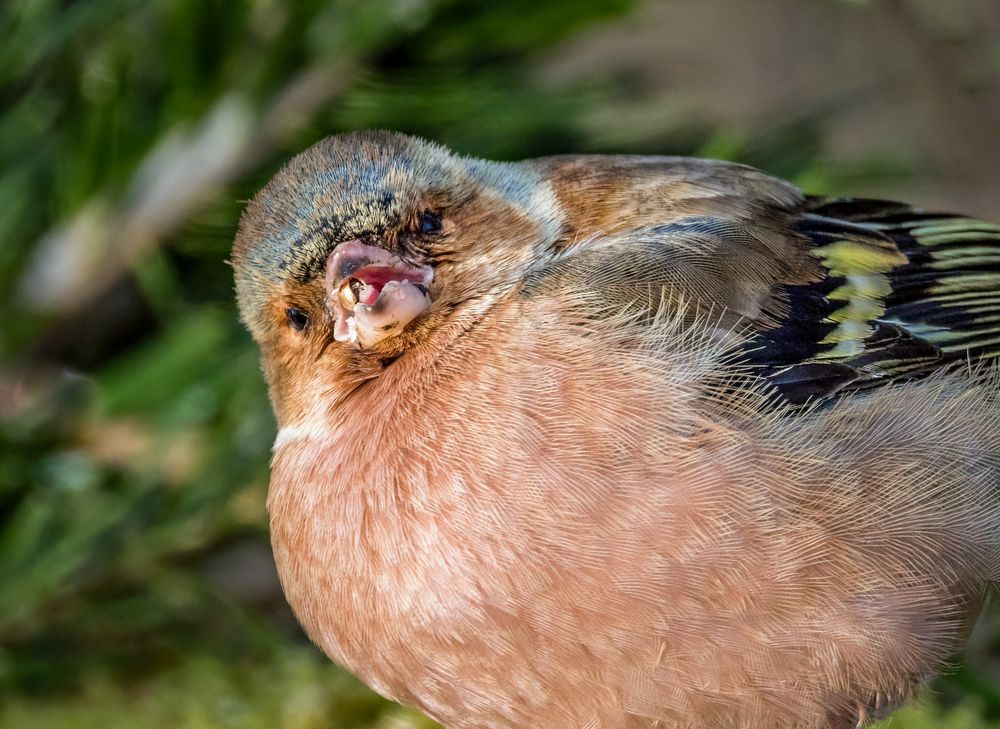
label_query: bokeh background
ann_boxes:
[2,0,999,727]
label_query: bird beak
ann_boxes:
[326,240,434,349]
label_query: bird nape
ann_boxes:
[232,130,1000,729]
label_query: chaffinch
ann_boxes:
[232,131,1000,729]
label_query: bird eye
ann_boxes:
[285,307,310,331]
[420,210,443,234]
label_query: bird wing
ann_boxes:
[525,156,1000,404]
[750,197,1000,403]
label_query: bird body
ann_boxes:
[234,132,1000,728]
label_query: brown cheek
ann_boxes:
[258,322,317,419]
[447,199,541,280]
[260,339,302,426]
[265,325,386,426]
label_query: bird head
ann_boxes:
[232,131,563,423]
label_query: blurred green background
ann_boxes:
[2,0,999,727]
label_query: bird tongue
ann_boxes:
[326,240,434,348]
[352,266,410,305]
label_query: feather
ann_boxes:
[235,133,1000,729]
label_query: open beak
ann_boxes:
[326,240,434,349]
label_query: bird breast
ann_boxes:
[266,293,999,729]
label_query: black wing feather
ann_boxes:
[748,197,1000,404]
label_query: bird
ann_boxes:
[232,130,1000,729]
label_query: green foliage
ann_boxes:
[881,703,997,729]
[0,0,997,726]
[0,646,440,729]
